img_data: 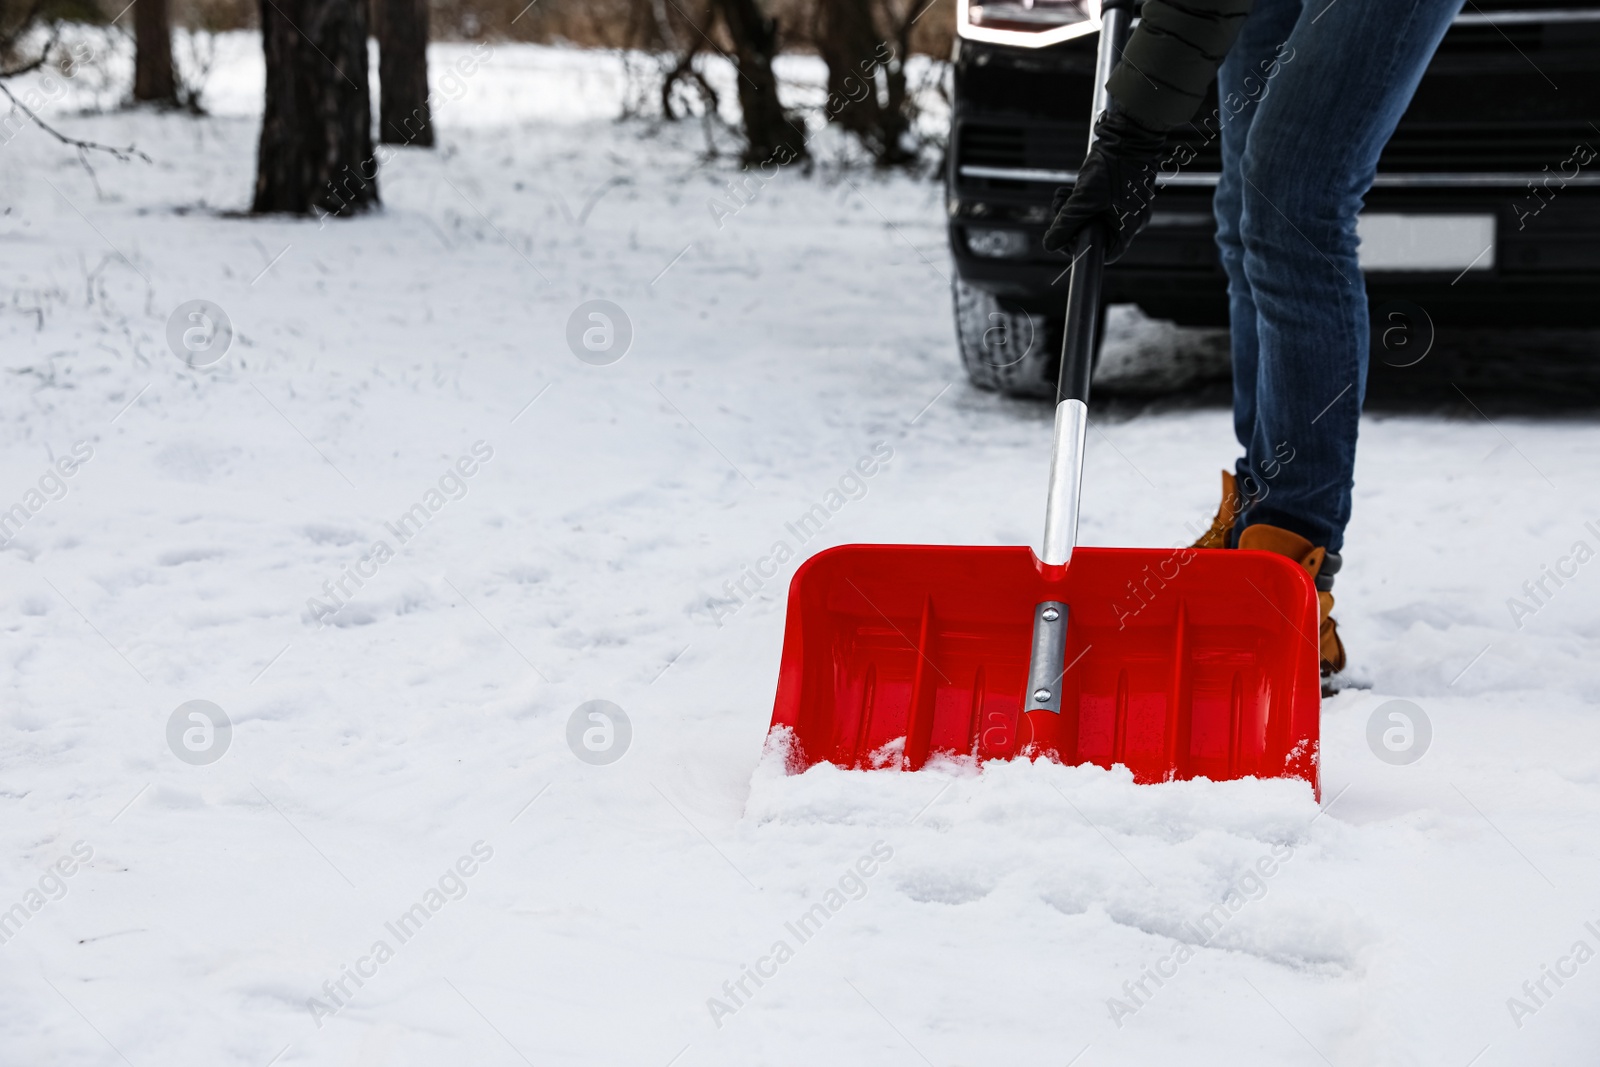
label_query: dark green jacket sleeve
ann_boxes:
[1105,0,1254,131]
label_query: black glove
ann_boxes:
[1042,104,1167,264]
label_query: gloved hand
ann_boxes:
[1042,104,1168,264]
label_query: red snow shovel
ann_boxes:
[767,1,1322,794]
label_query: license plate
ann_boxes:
[1357,213,1495,272]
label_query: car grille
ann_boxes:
[958,124,1080,174]
[954,5,1600,187]
[1376,121,1598,171]
[957,118,1600,180]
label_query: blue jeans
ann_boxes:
[1211,0,1463,553]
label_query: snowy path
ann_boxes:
[2,40,1599,1067]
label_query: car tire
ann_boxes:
[952,279,1102,399]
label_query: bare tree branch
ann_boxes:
[0,79,149,161]
[0,32,151,167]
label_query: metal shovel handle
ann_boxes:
[1040,0,1135,569]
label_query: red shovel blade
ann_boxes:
[769,544,1321,795]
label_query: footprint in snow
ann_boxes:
[157,547,227,566]
[301,524,367,547]
[895,870,995,905]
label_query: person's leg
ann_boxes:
[1210,0,1304,530]
[1234,0,1464,554]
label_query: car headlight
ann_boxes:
[958,0,1101,47]
[965,227,1034,259]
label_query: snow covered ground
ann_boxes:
[3,37,1600,1067]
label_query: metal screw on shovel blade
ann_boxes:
[1033,688,1052,703]
[1042,607,1060,622]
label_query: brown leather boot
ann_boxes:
[1191,469,1243,549]
[1238,523,1347,676]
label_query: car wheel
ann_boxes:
[952,280,1102,399]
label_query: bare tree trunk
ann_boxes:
[132,0,177,105]
[377,0,432,146]
[252,0,377,215]
[812,0,916,166]
[708,0,806,166]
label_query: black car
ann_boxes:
[946,0,1600,396]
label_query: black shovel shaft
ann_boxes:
[1057,226,1106,405]
[1055,0,1135,407]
